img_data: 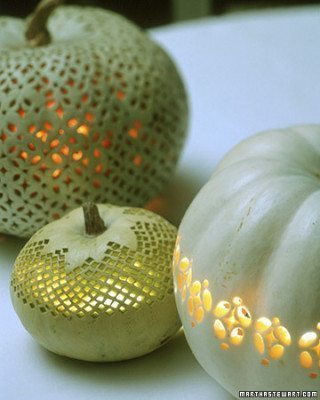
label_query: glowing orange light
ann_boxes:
[117,90,126,101]
[214,301,231,318]
[20,151,28,160]
[57,107,63,119]
[72,151,83,161]
[94,149,101,158]
[129,128,138,139]
[77,125,89,136]
[85,112,94,122]
[269,344,284,360]
[36,130,47,142]
[213,319,226,340]
[203,288,212,312]
[177,253,319,379]
[52,169,61,179]
[60,145,69,156]
[299,332,318,348]
[95,164,103,173]
[133,155,142,166]
[31,155,41,164]
[44,122,52,130]
[255,317,272,332]
[300,351,313,369]
[46,99,55,108]
[50,139,59,149]
[82,158,89,166]
[68,118,78,128]
[18,108,25,118]
[220,343,229,351]
[52,153,62,164]
[29,125,36,134]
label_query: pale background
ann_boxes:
[1,3,320,400]
[1,0,319,26]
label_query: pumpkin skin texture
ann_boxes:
[173,125,320,396]
[0,5,188,238]
[10,203,180,361]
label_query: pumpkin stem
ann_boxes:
[82,203,106,237]
[25,0,63,47]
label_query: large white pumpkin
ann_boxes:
[173,125,320,396]
[0,0,188,237]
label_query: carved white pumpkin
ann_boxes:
[173,125,320,395]
[11,203,180,361]
[0,0,188,237]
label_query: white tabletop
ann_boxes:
[154,5,320,227]
[1,6,320,399]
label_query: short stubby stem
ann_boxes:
[82,202,106,237]
[25,0,63,47]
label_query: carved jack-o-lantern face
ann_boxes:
[0,1,188,237]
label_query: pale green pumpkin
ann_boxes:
[174,125,320,396]
[0,0,188,237]
[11,203,180,361]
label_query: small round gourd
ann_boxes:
[11,203,180,361]
[173,125,320,395]
[0,0,188,237]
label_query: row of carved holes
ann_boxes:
[1,67,153,112]
[175,250,320,380]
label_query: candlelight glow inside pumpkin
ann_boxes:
[0,0,188,237]
[173,125,320,395]
[11,203,180,361]
[174,251,320,380]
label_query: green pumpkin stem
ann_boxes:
[25,0,63,47]
[83,203,106,237]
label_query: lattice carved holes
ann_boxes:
[11,217,176,319]
[0,6,188,237]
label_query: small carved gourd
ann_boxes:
[11,203,180,361]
